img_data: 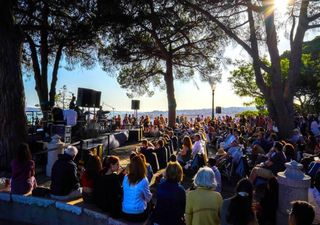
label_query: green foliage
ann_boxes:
[230,36,320,114]
[98,0,224,98]
[236,110,268,117]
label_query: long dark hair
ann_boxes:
[15,143,32,163]
[102,155,119,174]
[226,178,254,225]
[86,155,102,179]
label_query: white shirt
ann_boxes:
[63,109,77,126]
[122,176,152,214]
[192,140,204,157]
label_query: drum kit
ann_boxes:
[85,110,114,133]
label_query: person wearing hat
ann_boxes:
[50,146,82,200]
[215,148,228,165]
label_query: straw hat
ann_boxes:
[216,148,227,156]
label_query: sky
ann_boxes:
[23,1,317,112]
[23,47,253,112]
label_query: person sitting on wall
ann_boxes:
[50,146,82,200]
[10,143,37,195]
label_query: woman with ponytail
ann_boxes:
[221,178,258,225]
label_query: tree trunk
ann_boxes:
[264,91,294,139]
[165,57,176,128]
[49,45,63,108]
[0,0,27,170]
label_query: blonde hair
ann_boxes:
[165,162,183,183]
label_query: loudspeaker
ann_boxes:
[77,88,101,108]
[77,88,94,107]
[131,100,140,110]
[216,106,222,114]
[94,91,101,108]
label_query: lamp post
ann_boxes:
[209,79,216,120]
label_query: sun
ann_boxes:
[274,0,289,13]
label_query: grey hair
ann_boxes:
[194,166,217,189]
[64,146,78,157]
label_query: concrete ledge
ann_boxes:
[55,201,82,215]
[83,208,109,221]
[12,194,55,207]
[0,195,145,225]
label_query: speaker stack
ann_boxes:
[216,106,222,114]
[131,100,140,110]
[77,88,101,108]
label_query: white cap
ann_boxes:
[64,146,78,157]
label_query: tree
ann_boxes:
[181,0,320,138]
[0,0,27,170]
[15,0,101,116]
[99,0,223,127]
[229,36,320,115]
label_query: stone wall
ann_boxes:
[0,193,142,225]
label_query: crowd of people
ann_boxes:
[8,112,320,225]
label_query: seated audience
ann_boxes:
[249,141,286,184]
[221,178,257,225]
[122,155,152,222]
[185,167,223,225]
[288,201,315,225]
[207,158,222,193]
[152,162,186,225]
[153,139,167,169]
[50,146,82,200]
[81,154,102,202]
[177,136,192,166]
[10,143,37,195]
[192,134,205,158]
[94,155,123,218]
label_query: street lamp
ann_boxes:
[209,78,217,120]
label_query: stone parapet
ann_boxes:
[0,193,144,225]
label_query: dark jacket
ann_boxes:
[50,154,80,196]
[152,180,186,225]
[93,173,123,218]
[153,147,167,169]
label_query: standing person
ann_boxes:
[10,143,37,195]
[152,162,186,225]
[50,146,82,200]
[185,167,223,225]
[122,155,152,222]
[94,155,123,218]
[220,178,257,225]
